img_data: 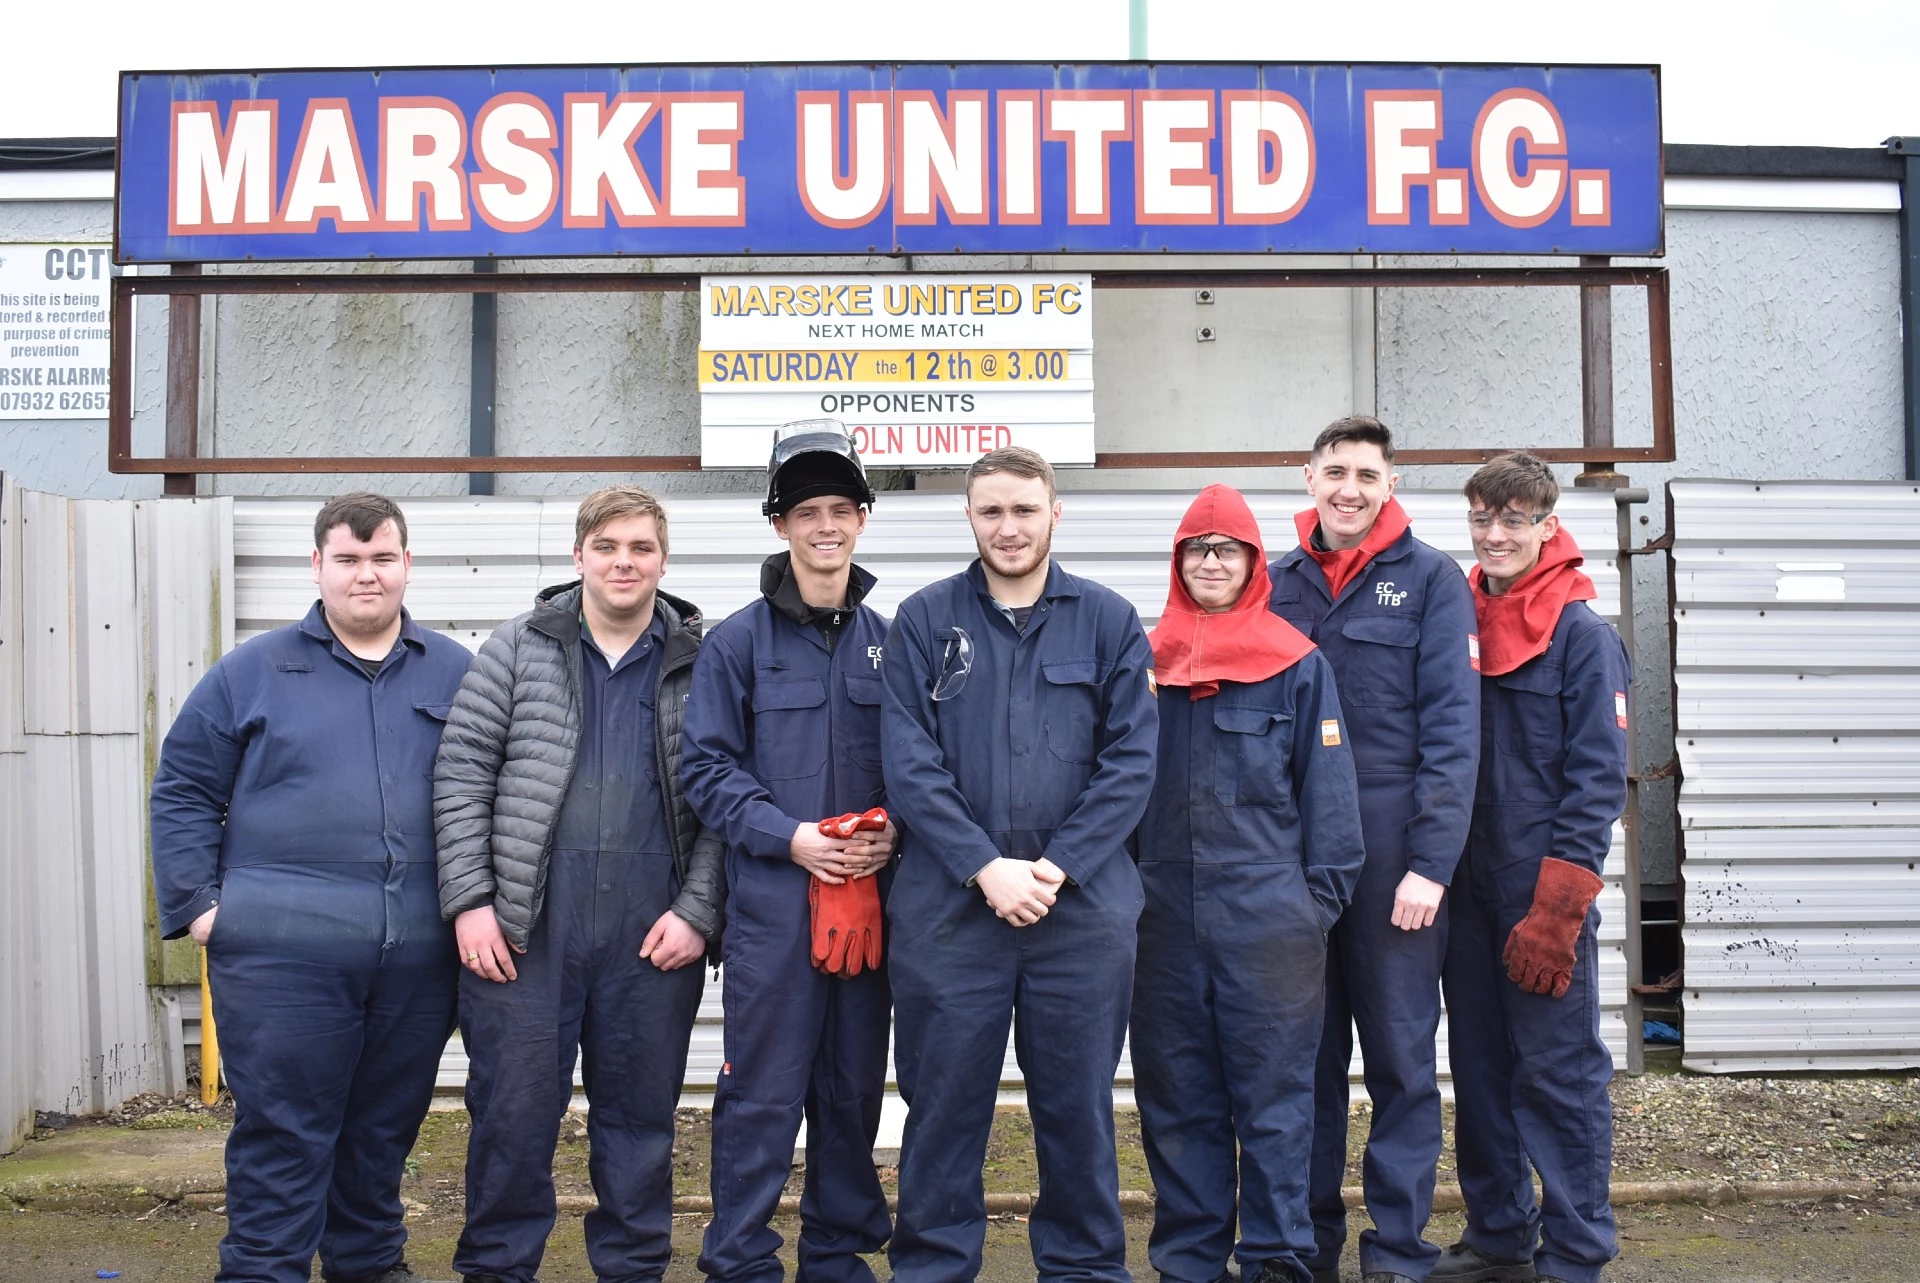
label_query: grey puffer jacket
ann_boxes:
[433,582,726,951]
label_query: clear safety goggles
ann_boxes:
[1467,510,1550,532]
[931,626,974,702]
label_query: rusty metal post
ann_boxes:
[1576,255,1627,490]
[1615,486,1650,1073]
[163,264,202,495]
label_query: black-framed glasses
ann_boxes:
[1467,510,1549,533]
[1179,537,1248,564]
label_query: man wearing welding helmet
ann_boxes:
[681,420,898,1283]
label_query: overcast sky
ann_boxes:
[5,0,1917,148]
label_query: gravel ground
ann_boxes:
[1604,1074,1920,1184]
[9,1073,1920,1282]
[22,1070,1920,1200]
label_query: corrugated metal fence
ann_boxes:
[229,489,1634,1097]
[0,483,1636,1148]
[0,477,232,1151]
[1672,479,1920,1071]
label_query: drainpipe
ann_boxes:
[469,260,498,497]
[1889,138,1920,480]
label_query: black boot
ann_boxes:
[1244,1263,1290,1283]
[1429,1241,1537,1283]
[325,1264,453,1283]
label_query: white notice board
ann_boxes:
[0,244,114,420]
[699,273,1094,469]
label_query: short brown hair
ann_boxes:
[966,446,1056,501]
[574,484,670,553]
[1311,415,1395,463]
[314,492,408,550]
[1465,452,1560,514]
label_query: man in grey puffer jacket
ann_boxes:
[433,485,725,1283]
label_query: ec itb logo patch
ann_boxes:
[1375,581,1407,606]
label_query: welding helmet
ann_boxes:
[763,419,876,518]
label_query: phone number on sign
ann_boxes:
[0,390,107,413]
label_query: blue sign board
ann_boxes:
[116,63,1662,263]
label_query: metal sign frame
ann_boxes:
[107,263,1674,479]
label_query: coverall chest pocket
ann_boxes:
[1041,657,1110,764]
[752,677,828,780]
[843,674,885,768]
[1495,663,1564,761]
[1269,592,1315,638]
[1336,615,1421,707]
[1212,705,1293,807]
[414,702,452,777]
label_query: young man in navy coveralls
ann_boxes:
[1267,418,1480,1283]
[881,447,1159,1283]
[1434,453,1629,1283]
[151,493,473,1283]
[1134,484,1368,1283]
[682,422,898,1283]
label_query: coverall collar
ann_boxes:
[297,599,430,664]
[963,557,1080,609]
[759,551,877,624]
[528,579,703,649]
[1275,523,1417,604]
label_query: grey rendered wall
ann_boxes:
[193,251,1368,499]
[0,198,166,499]
[1376,208,1908,891]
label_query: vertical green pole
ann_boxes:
[1129,0,1147,59]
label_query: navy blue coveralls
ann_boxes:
[1133,652,1367,1283]
[1442,599,1628,1283]
[881,560,1158,1283]
[681,556,894,1283]
[150,603,471,1283]
[1268,529,1479,1280]
[454,611,706,1283]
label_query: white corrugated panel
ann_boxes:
[0,488,238,1139]
[0,476,33,1151]
[232,490,1631,1095]
[140,497,236,739]
[1673,479,1920,1071]
[15,496,161,1115]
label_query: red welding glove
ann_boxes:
[819,807,889,840]
[1502,857,1605,998]
[810,809,889,977]
[808,876,884,978]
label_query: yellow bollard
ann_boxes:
[199,945,221,1106]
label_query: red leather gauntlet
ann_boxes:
[1502,856,1604,998]
[810,809,888,977]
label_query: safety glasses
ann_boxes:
[931,626,974,702]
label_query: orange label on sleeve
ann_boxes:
[1321,719,1342,746]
